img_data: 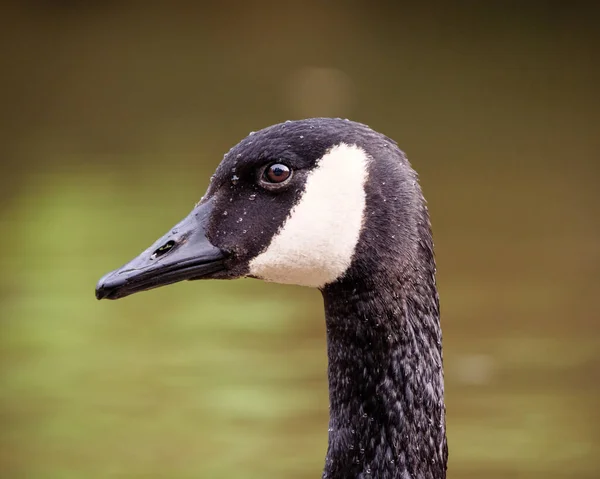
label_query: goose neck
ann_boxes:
[320,273,447,479]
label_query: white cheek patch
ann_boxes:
[249,143,370,288]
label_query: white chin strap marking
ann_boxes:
[249,143,370,288]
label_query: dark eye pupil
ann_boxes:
[266,163,291,183]
[271,166,285,177]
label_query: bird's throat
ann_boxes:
[321,273,447,479]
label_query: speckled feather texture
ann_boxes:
[203,118,446,478]
[318,128,446,479]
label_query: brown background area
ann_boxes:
[1,2,599,478]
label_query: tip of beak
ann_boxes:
[95,282,109,300]
[95,271,125,300]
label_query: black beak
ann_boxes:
[95,198,226,300]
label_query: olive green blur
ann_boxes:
[1,2,599,478]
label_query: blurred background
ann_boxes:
[1,1,599,478]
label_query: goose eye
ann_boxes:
[264,163,291,184]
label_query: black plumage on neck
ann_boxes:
[321,274,446,479]
[320,147,447,479]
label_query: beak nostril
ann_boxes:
[150,240,176,260]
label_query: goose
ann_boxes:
[95,118,448,479]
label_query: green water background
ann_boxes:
[1,2,599,478]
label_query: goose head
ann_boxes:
[95,118,446,479]
[96,118,426,298]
